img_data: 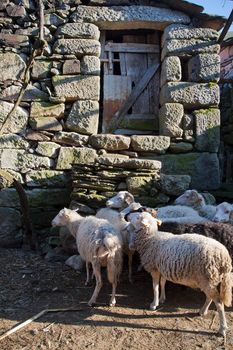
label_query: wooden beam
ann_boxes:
[218,9,233,45]
[106,63,160,133]
[105,42,160,54]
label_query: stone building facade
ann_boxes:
[217,33,233,194]
[0,0,225,246]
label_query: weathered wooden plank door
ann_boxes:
[101,32,160,134]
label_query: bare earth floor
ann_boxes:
[0,248,232,350]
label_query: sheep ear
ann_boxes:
[125,192,134,205]
[156,219,162,226]
[73,207,79,212]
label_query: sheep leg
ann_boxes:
[159,276,166,304]
[85,262,91,286]
[150,270,160,310]
[128,251,133,284]
[214,299,228,337]
[199,296,212,316]
[109,282,117,307]
[88,262,102,306]
[107,257,118,306]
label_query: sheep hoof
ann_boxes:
[218,326,228,337]
[159,297,166,304]
[129,277,134,284]
[150,303,157,311]
[109,299,116,307]
[199,309,208,316]
[88,300,96,307]
[85,281,92,286]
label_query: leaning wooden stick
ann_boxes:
[0,307,82,341]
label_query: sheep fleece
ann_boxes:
[136,231,232,289]
[76,216,122,264]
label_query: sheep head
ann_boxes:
[106,191,134,209]
[127,211,161,231]
[175,190,205,208]
[51,207,79,227]
[213,202,233,223]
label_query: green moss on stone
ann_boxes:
[120,118,157,131]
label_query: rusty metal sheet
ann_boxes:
[102,75,131,132]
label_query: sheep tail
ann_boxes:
[220,272,232,307]
[107,250,123,283]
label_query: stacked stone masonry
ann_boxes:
[0,1,222,246]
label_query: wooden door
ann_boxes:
[101,32,160,134]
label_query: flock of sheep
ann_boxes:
[51,190,233,337]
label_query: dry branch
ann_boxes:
[0,307,83,341]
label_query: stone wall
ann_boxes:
[0,1,221,246]
[219,83,233,184]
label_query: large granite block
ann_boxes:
[89,134,130,150]
[159,103,183,137]
[161,56,181,86]
[162,39,220,59]
[66,100,99,134]
[71,5,190,30]
[0,101,28,134]
[53,39,100,57]
[56,22,100,40]
[194,108,220,152]
[52,75,100,101]
[0,52,26,82]
[149,152,220,190]
[160,82,219,109]
[188,54,220,82]
[56,147,97,169]
[162,24,219,43]
[130,135,170,153]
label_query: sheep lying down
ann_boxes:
[126,211,232,337]
[213,202,233,223]
[52,208,123,307]
[104,190,207,224]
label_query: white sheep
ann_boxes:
[105,191,207,224]
[96,194,142,283]
[175,189,216,220]
[127,211,232,337]
[105,191,135,209]
[212,202,233,224]
[52,208,123,307]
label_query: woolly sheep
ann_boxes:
[175,189,216,220]
[96,198,142,283]
[105,190,207,224]
[52,208,123,306]
[127,211,232,336]
[212,202,233,224]
[160,221,233,259]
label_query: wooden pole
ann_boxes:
[218,9,233,44]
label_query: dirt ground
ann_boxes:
[0,248,233,350]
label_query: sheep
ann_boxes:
[175,189,217,220]
[126,210,232,337]
[105,191,135,209]
[96,198,142,283]
[104,190,207,224]
[160,221,233,260]
[212,202,233,224]
[52,208,123,307]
